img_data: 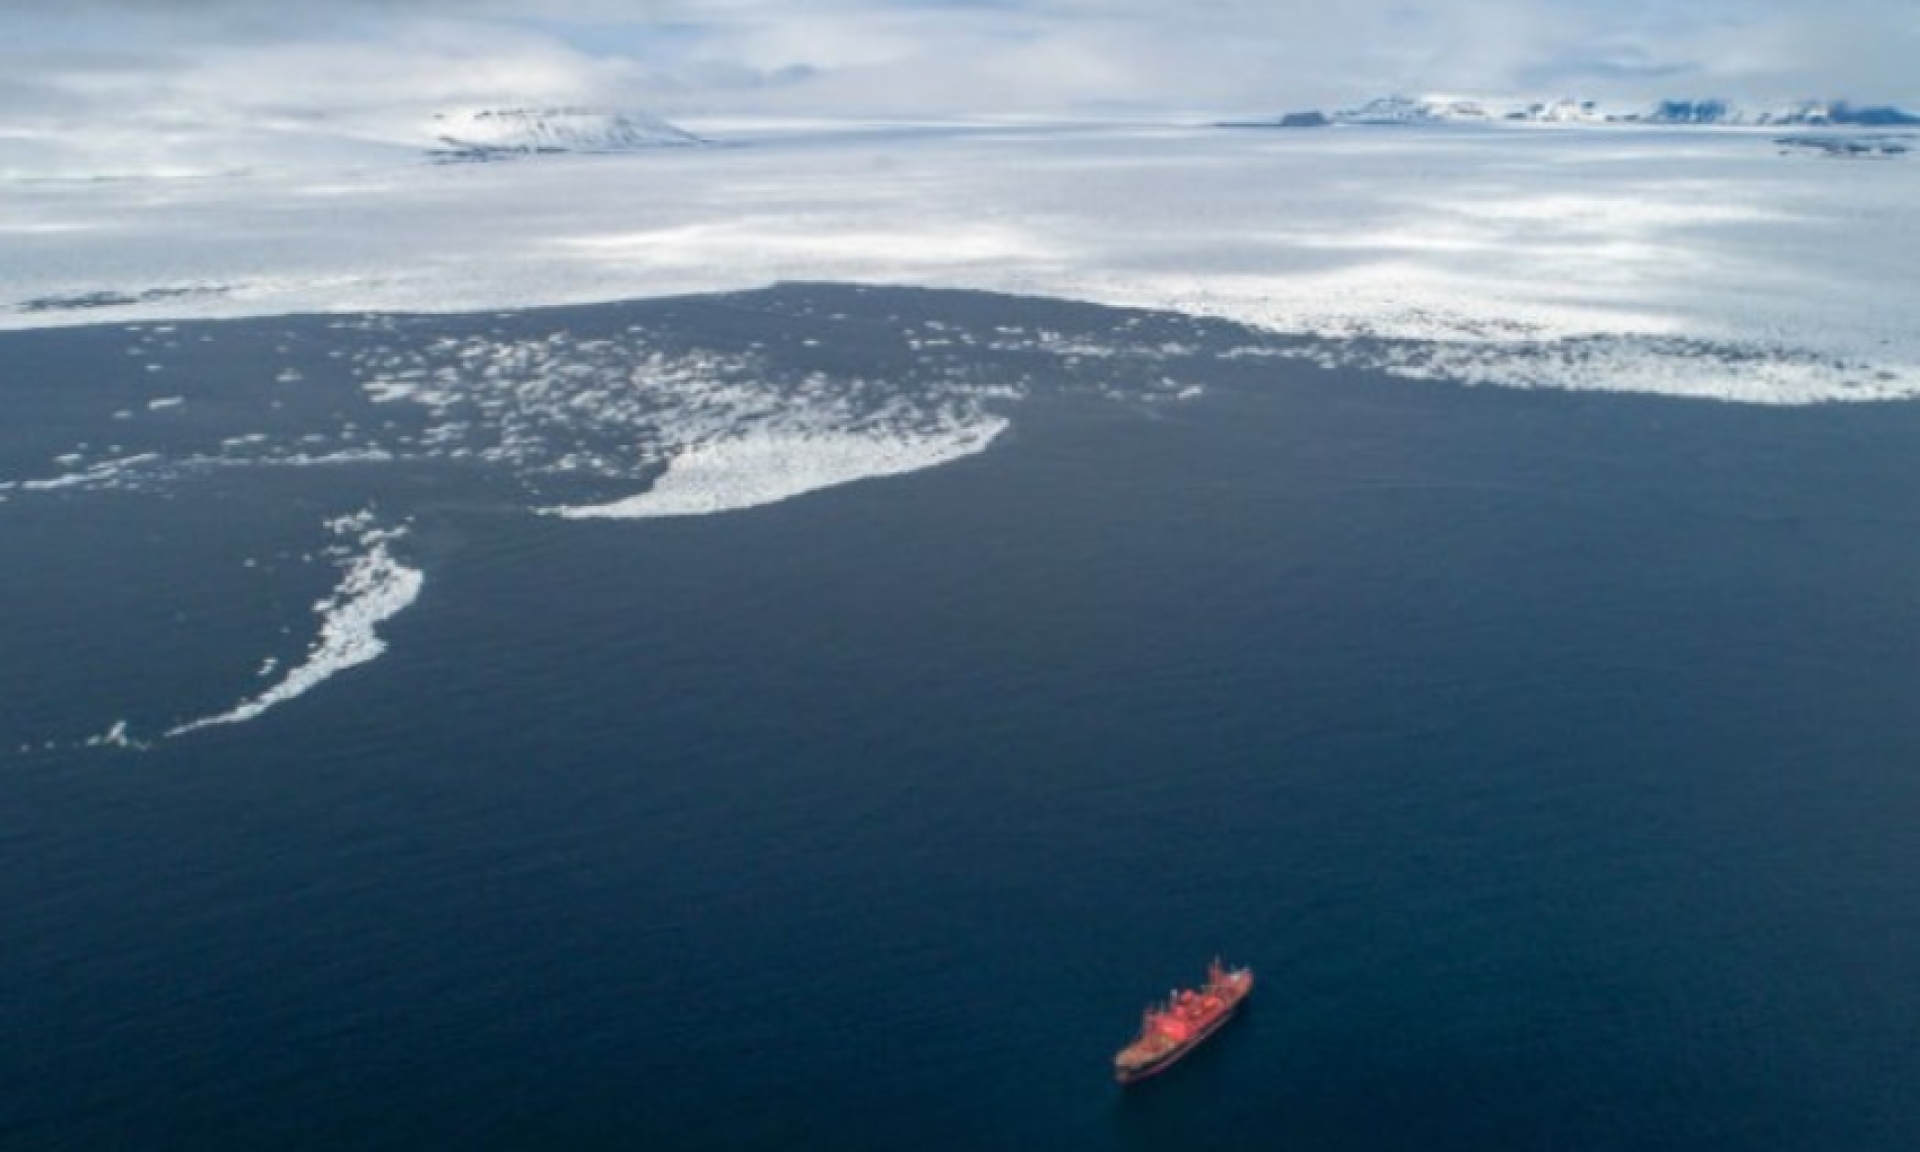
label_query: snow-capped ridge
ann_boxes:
[1334,94,1608,126]
[1335,95,1493,125]
[1507,98,1607,123]
[1639,99,1920,126]
[429,107,707,161]
[1252,94,1920,130]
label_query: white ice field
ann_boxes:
[5,116,1916,406]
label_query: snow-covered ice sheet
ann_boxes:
[4,120,1917,403]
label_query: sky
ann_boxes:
[1,0,1916,129]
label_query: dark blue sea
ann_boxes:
[4,285,1919,1150]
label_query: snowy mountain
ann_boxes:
[1334,95,1493,125]
[1234,95,1600,128]
[1640,99,1743,124]
[1638,100,1920,126]
[1230,95,1920,132]
[429,108,706,161]
[1506,98,1607,123]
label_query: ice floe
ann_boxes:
[83,720,149,752]
[549,422,1007,520]
[0,453,169,493]
[349,325,1024,512]
[166,512,422,738]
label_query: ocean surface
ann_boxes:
[4,285,1919,1150]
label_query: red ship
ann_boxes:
[1113,959,1254,1085]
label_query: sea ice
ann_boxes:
[166,514,423,738]
[547,422,1008,520]
[3,120,1916,405]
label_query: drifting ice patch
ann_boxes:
[166,511,422,738]
[350,324,1027,514]
[83,720,149,752]
[1,452,168,493]
[549,421,1008,520]
[1303,333,1916,405]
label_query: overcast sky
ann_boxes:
[4,0,1916,127]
